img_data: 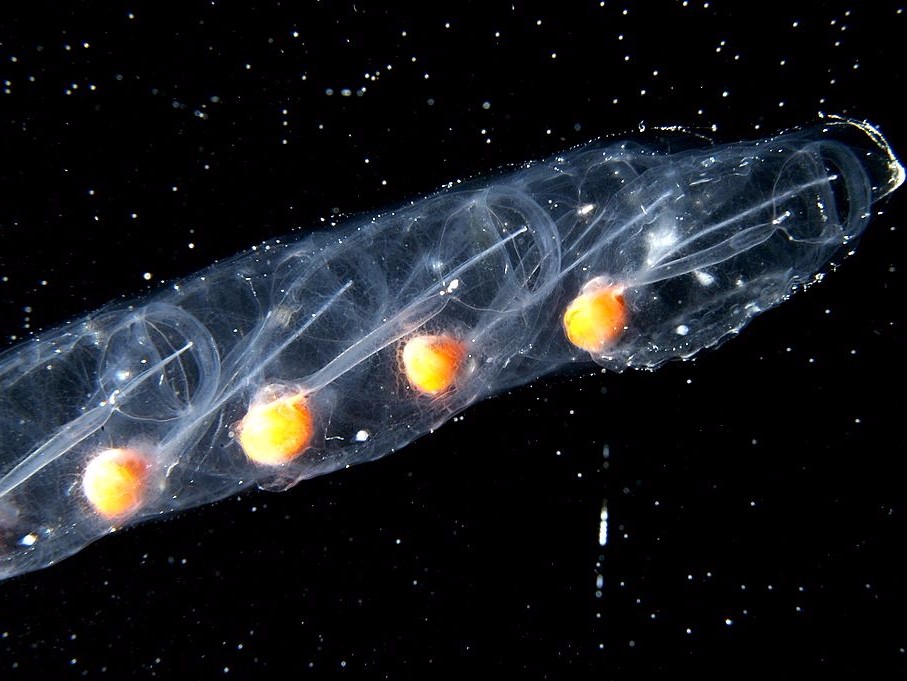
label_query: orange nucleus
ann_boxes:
[562,280,628,353]
[238,392,314,466]
[82,447,152,520]
[402,333,466,395]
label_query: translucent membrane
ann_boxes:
[0,117,901,581]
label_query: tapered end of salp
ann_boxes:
[820,115,905,202]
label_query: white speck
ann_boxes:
[675,324,689,336]
[694,270,715,286]
[578,203,595,216]
[354,430,370,442]
[20,533,38,547]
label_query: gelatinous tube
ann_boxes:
[0,116,902,581]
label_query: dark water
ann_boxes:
[0,1,904,676]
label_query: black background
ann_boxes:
[1,1,905,676]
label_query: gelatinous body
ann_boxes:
[0,117,902,580]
